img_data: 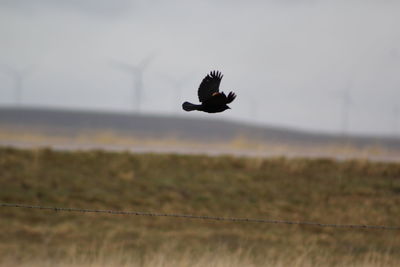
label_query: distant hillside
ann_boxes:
[1,106,400,149]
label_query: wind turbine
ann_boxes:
[394,104,399,137]
[340,80,353,138]
[248,96,259,123]
[163,73,192,114]
[0,65,33,106]
[109,55,153,113]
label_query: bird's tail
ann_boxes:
[182,102,200,112]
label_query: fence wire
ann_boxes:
[1,203,399,231]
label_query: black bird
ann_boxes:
[182,70,236,113]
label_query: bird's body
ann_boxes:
[182,70,236,113]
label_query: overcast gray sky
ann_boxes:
[0,0,399,136]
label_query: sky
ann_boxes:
[0,0,399,136]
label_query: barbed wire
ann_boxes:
[1,203,399,230]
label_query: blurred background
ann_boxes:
[2,2,400,266]
[1,0,400,159]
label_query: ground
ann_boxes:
[1,147,400,266]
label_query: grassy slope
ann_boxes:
[0,147,400,265]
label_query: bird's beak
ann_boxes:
[227,106,231,109]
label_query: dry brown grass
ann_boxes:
[2,245,399,267]
[1,126,399,161]
[0,147,400,266]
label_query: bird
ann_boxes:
[182,70,236,113]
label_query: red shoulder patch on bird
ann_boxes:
[212,92,221,96]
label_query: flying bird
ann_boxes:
[182,70,236,113]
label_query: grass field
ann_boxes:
[2,126,400,162]
[0,147,400,266]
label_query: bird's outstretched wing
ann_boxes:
[198,70,223,103]
[226,92,236,104]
